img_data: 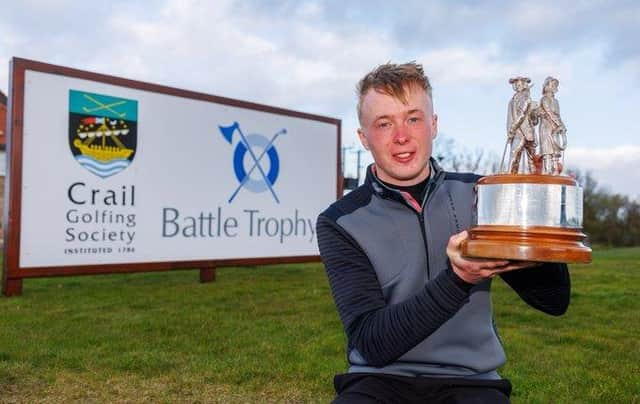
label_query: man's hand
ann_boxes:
[447,231,540,284]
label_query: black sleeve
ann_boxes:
[499,262,570,316]
[317,214,473,367]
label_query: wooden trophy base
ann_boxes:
[462,225,592,263]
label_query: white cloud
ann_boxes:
[416,44,576,89]
[1,0,639,198]
[570,146,640,168]
[80,0,393,118]
[568,146,640,198]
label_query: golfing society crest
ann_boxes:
[68,90,138,178]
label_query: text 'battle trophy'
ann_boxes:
[462,77,591,263]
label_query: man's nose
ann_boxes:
[393,125,409,144]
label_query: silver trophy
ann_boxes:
[463,77,591,264]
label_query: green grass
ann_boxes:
[494,247,640,403]
[1,248,639,403]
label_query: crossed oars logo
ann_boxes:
[219,122,286,203]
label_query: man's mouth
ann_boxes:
[393,152,414,162]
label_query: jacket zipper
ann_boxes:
[418,173,441,281]
[418,212,430,280]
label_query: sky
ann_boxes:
[1,0,639,198]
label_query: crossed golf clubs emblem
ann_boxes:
[219,122,286,204]
[81,93,128,117]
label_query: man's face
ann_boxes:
[357,84,437,186]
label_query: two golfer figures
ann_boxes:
[504,76,567,175]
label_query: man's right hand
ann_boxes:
[446,231,540,284]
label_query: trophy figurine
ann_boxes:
[462,77,591,263]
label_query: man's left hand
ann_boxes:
[447,231,541,284]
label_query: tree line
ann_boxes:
[573,170,640,247]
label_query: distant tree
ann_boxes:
[433,135,500,175]
[569,168,640,247]
[623,201,640,246]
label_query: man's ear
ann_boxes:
[357,128,370,150]
[431,114,438,140]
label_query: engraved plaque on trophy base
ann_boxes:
[462,174,592,264]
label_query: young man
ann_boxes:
[316,62,570,403]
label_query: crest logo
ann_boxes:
[219,121,286,203]
[68,90,138,178]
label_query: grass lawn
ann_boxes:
[1,248,639,403]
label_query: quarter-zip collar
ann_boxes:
[365,158,446,213]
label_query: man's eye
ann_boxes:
[408,117,421,124]
[377,122,391,129]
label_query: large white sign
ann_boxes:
[19,70,339,267]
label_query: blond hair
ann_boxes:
[356,61,433,124]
